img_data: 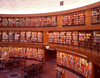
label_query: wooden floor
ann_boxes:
[0,59,82,78]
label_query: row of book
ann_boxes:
[93,31,100,44]
[49,31,93,45]
[62,11,85,26]
[92,6,100,24]
[57,51,92,78]
[0,16,57,27]
[0,47,44,61]
[0,31,43,43]
[49,30,100,46]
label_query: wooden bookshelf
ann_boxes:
[2,31,9,42]
[0,46,45,62]
[0,16,57,27]
[66,31,72,45]
[55,67,65,78]
[56,50,92,78]
[0,31,2,42]
[48,30,100,55]
[62,10,85,26]
[92,6,100,24]
[0,31,43,43]
[59,31,66,44]
[72,31,79,45]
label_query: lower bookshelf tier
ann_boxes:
[0,31,43,43]
[49,30,100,55]
[56,51,92,78]
[0,46,44,61]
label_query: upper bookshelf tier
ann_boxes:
[92,6,100,24]
[62,11,85,26]
[0,4,100,28]
[0,16,57,27]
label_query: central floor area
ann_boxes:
[0,59,82,78]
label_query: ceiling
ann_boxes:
[0,0,100,14]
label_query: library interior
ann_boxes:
[0,0,100,78]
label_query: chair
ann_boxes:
[25,69,35,78]
[32,63,35,65]
[33,68,38,75]
[28,63,35,66]
[37,66,44,74]
[22,66,27,73]
[28,65,32,67]
[22,60,26,66]
[0,65,4,70]
[13,59,16,60]
[1,60,6,66]
[0,60,1,64]
[12,61,17,67]
[23,66,30,78]
[5,63,10,69]
[23,66,27,68]
[29,64,37,76]
[28,70,34,77]
[9,63,14,69]
[17,61,21,67]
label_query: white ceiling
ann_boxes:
[0,0,100,14]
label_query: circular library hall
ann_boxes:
[0,0,100,78]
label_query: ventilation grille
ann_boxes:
[60,1,64,6]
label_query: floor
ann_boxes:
[0,59,82,78]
